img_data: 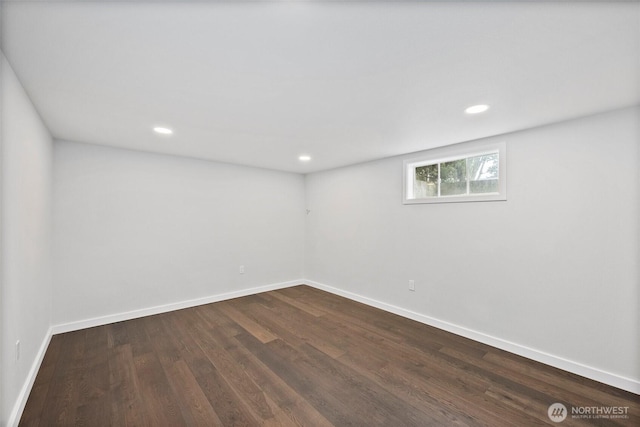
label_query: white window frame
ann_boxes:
[403,141,506,204]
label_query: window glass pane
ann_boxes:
[469,153,499,194]
[440,158,466,196]
[414,164,438,198]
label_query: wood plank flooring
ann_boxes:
[20,285,639,426]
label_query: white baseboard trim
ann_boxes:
[9,277,637,427]
[7,326,54,427]
[305,280,640,395]
[8,280,302,427]
[51,279,303,335]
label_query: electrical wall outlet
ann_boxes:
[239,265,245,274]
[409,280,415,291]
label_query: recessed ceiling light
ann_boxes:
[465,104,490,114]
[153,126,173,135]
[299,155,311,162]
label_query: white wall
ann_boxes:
[1,55,637,425]
[0,52,53,426]
[53,141,305,326]
[305,107,640,389]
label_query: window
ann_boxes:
[403,142,506,204]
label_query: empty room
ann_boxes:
[1,0,639,426]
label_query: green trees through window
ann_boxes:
[408,149,501,202]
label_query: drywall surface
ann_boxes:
[1,52,53,426]
[305,107,640,386]
[52,141,305,325]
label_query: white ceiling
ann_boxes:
[2,1,639,173]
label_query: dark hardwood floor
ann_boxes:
[20,285,639,426]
